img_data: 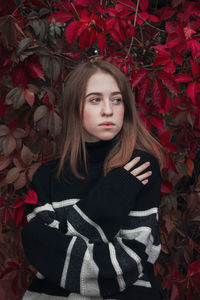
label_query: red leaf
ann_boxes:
[184,27,196,40]
[137,12,158,24]
[171,0,182,8]
[11,65,29,88]
[187,39,200,59]
[116,0,137,11]
[138,111,152,131]
[150,115,164,132]
[190,59,200,79]
[65,21,84,44]
[139,0,149,11]
[186,82,200,104]
[27,59,45,80]
[164,61,176,74]
[151,77,166,108]
[157,7,176,22]
[165,21,177,34]
[75,0,94,5]
[187,260,200,277]
[79,28,96,52]
[24,189,38,204]
[174,52,184,65]
[49,11,73,23]
[97,32,106,55]
[161,181,173,193]
[131,69,148,89]
[153,55,171,68]
[158,71,179,94]
[24,89,35,107]
[175,73,193,83]
[158,97,172,114]
[137,76,151,104]
[159,129,179,153]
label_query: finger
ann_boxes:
[136,171,152,181]
[124,157,140,171]
[141,179,148,185]
[131,161,150,176]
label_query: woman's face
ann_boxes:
[82,71,125,142]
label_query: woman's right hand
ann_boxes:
[124,156,152,185]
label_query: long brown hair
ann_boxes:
[57,60,163,178]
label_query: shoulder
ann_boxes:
[132,149,159,167]
[32,159,59,183]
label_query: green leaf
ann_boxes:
[24,89,35,107]
[160,194,177,213]
[14,171,26,190]
[5,88,21,105]
[21,145,33,166]
[0,125,9,137]
[16,37,32,56]
[5,87,25,109]
[48,111,62,138]
[41,57,61,81]
[0,156,11,171]
[2,135,16,155]
[6,167,20,184]
[12,128,26,139]
[34,105,48,123]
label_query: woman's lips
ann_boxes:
[99,122,115,127]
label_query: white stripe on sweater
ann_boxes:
[67,221,89,242]
[108,243,126,290]
[133,279,151,288]
[61,236,76,289]
[119,227,156,261]
[147,244,161,264]
[74,205,108,243]
[27,203,54,222]
[23,290,116,300]
[80,244,100,297]
[52,199,80,208]
[117,238,143,276]
[129,208,158,218]
[49,220,60,229]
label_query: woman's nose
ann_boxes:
[101,100,113,115]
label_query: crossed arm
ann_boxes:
[22,155,161,297]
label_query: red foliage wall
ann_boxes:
[0,0,200,299]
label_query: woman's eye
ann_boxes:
[112,98,122,104]
[91,98,100,103]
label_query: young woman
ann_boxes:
[22,60,162,300]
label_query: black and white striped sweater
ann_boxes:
[22,140,162,300]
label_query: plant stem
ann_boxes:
[70,2,80,21]
[124,0,140,60]
[134,0,140,26]
[118,0,166,32]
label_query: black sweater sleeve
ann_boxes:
[22,153,161,297]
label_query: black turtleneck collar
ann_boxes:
[85,138,117,164]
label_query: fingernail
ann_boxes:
[136,156,140,161]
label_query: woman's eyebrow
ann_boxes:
[85,91,122,98]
